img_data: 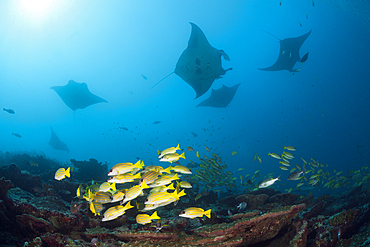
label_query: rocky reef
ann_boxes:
[0,153,370,246]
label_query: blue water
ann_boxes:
[1,1,369,193]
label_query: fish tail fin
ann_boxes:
[151,211,161,220]
[167,183,174,190]
[277,175,281,181]
[65,167,71,178]
[163,166,172,174]
[141,180,149,189]
[134,173,141,179]
[111,182,116,191]
[180,152,186,159]
[177,189,186,198]
[90,201,96,214]
[124,201,134,210]
[157,150,160,155]
[176,143,180,150]
[173,173,179,180]
[204,209,212,218]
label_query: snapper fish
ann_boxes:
[108,173,141,184]
[258,176,280,188]
[171,165,192,174]
[102,201,134,221]
[136,211,160,225]
[159,152,186,163]
[121,180,149,204]
[268,152,281,159]
[108,160,144,176]
[158,144,180,159]
[98,182,116,192]
[179,207,211,219]
[288,171,305,180]
[55,167,71,181]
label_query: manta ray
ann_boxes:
[49,127,69,153]
[196,83,241,108]
[51,80,107,111]
[259,30,312,72]
[152,22,232,99]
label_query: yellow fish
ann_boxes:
[140,171,159,185]
[196,151,199,158]
[279,166,289,171]
[194,193,202,202]
[136,211,160,225]
[108,160,144,176]
[204,144,210,152]
[172,165,192,174]
[284,146,296,151]
[158,144,180,159]
[112,189,127,203]
[98,182,116,192]
[179,207,211,219]
[231,151,237,156]
[55,167,71,181]
[102,201,134,221]
[159,152,186,163]
[122,180,149,203]
[108,173,141,184]
[178,181,192,188]
[268,152,281,160]
[237,168,245,171]
[145,189,186,205]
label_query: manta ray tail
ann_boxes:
[151,72,174,89]
[262,30,281,41]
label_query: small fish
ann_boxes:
[306,14,308,19]
[108,160,144,176]
[12,132,22,138]
[296,182,304,188]
[76,185,83,198]
[153,121,162,124]
[288,171,304,180]
[3,108,15,114]
[160,152,186,163]
[312,0,314,7]
[172,165,192,174]
[136,211,160,225]
[268,152,281,160]
[279,166,289,171]
[29,161,38,167]
[122,180,149,203]
[240,175,243,185]
[141,74,148,80]
[178,181,192,188]
[258,156,262,163]
[259,176,280,188]
[237,202,247,211]
[279,1,281,6]
[112,189,127,202]
[70,202,82,214]
[299,21,302,27]
[196,151,199,158]
[237,168,245,171]
[279,161,290,167]
[99,182,116,192]
[55,167,71,181]
[231,151,237,156]
[102,201,134,221]
[179,207,211,219]
[187,146,193,151]
[158,144,180,159]
[49,216,60,229]
[284,146,296,151]
[194,193,202,202]
[204,144,210,152]
[140,171,159,185]
[191,132,198,137]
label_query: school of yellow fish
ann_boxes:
[55,144,211,225]
[54,143,370,225]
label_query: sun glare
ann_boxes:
[17,0,60,23]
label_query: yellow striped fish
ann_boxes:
[179,207,211,219]
[111,189,127,203]
[142,165,172,174]
[268,152,281,160]
[55,167,71,181]
[149,173,180,188]
[178,181,192,188]
[159,152,186,163]
[158,144,180,159]
[122,180,149,203]
[108,160,144,176]
[171,165,192,174]
[102,202,134,221]
[108,173,141,184]
[284,146,296,151]
[92,192,112,204]
[98,182,116,192]
[144,189,186,205]
[279,166,289,171]
[149,183,175,194]
[136,211,160,225]
[140,171,159,185]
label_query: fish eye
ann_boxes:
[180,211,185,214]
